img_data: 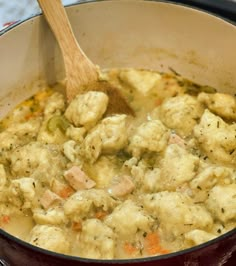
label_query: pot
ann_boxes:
[0,1,236,265]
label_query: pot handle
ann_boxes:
[0,259,10,266]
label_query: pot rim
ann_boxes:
[0,0,235,36]
[0,0,236,263]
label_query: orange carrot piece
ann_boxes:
[146,232,159,245]
[2,215,10,224]
[34,90,51,101]
[155,98,162,106]
[24,114,33,120]
[72,221,82,231]
[95,211,107,220]
[58,186,74,199]
[145,233,160,255]
[123,242,139,255]
[24,111,42,121]
[144,232,169,255]
[159,249,169,254]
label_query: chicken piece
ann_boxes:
[63,140,77,162]
[159,144,199,191]
[0,132,19,164]
[33,207,67,225]
[127,157,163,193]
[63,140,81,164]
[82,129,103,163]
[142,191,213,237]
[194,109,236,165]
[40,189,61,209]
[65,91,108,129]
[9,178,37,209]
[64,189,119,221]
[43,92,65,117]
[9,142,67,183]
[128,120,170,158]
[185,229,216,246]
[1,119,41,139]
[119,69,186,100]
[28,225,70,254]
[127,158,150,188]
[83,115,128,162]
[78,219,115,259]
[159,94,204,137]
[64,166,96,191]
[108,175,135,197]
[0,120,41,164]
[206,184,236,223]
[190,166,234,191]
[211,222,236,236]
[66,125,86,143]
[119,69,162,96]
[140,168,162,193]
[168,133,186,148]
[104,200,154,239]
[198,92,236,120]
[98,115,128,154]
[84,155,121,189]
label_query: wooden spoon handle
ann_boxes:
[37,0,98,99]
[38,0,78,54]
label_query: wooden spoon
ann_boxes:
[37,0,134,116]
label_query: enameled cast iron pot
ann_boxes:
[0,0,236,265]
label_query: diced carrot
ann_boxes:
[24,111,42,121]
[72,221,82,231]
[58,186,74,199]
[123,242,139,255]
[2,215,10,224]
[51,179,75,199]
[144,232,169,255]
[146,232,159,245]
[24,113,34,120]
[95,211,107,220]
[159,249,169,254]
[34,90,52,101]
[155,98,162,106]
[144,232,160,255]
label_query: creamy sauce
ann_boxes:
[3,215,34,240]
